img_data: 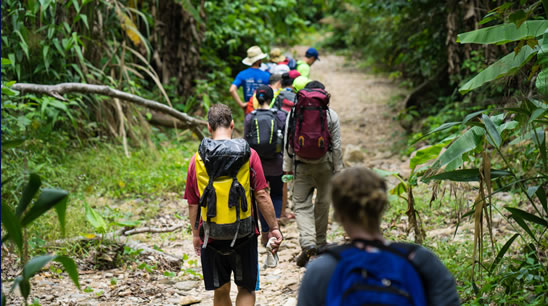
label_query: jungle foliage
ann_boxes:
[327,0,547,303]
[1,1,316,301]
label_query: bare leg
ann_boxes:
[214,283,232,306]
[236,286,255,306]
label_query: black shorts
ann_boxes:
[200,235,258,292]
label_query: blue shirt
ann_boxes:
[232,68,271,102]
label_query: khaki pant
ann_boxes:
[292,161,333,249]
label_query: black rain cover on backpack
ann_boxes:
[245,109,279,159]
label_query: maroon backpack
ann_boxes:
[288,88,331,159]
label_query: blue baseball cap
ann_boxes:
[305,47,320,60]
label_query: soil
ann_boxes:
[2,51,412,305]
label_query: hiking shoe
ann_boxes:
[296,247,317,267]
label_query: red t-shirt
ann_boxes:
[184,148,268,205]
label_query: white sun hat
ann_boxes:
[242,46,268,66]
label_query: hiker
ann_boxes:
[245,73,283,115]
[270,47,297,70]
[272,72,298,121]
[296,47,319,78]
[230,46,271,111]
[184,104,283,305]
[297,167,460,305]
[244,85,287,245]
[283,81,343,267]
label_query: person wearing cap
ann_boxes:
[230,46,271,110]
[244,85,288,246]
[296,47,320,78]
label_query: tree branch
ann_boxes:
[12,82,207,139]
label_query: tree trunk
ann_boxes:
[152,1,204,96]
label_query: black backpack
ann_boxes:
[245,109,280,159]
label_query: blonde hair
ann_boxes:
[330,167,388,232]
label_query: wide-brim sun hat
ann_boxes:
[270,48,286,63]
[243,46,268,66]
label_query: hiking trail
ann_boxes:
[5,51,409,305]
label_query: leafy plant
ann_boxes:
[1,174,80,305]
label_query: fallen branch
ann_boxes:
[49,225,185,265]
[122,224,183,236]
[12,82,207,139]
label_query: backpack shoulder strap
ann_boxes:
[321,244,353,261]
[350,239,417,261]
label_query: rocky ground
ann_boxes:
[2,50,412,305]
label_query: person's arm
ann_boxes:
[229,84,246,109]
[412,246,460,306]
[188,204,201,256]
[328,109,344,173]
[255,188,282,252]
[283,110,294,173]
[183,155,202,256]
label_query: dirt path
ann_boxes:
[3,52,409,306]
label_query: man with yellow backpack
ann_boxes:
[184,104,283,305]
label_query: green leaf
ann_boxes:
[113,220,141,227]
[1,202,23,254]
[509,10,527,28]
[23,255,55,280]
[490,233,519,273]
[535,68,548,97]
[459,45,537,94]
[482,114,502,148]
[17,173,41,217]
[457,20,548,44]
[71,0,80,12]
[390,182,407,197]
[1,58,11,65]
[506,207,548,227]
[84,202,107,233]
[528,107,548,124]
[80,14,89,30]
[505,207,538,242]
[409,143,446,170]
[1,86,20,96]
[417,122,460,142]
[54,197,68,236]
[372,168,399,178]
[21,188,69,227]
[53,256,80,289]
[462,110,487,125]
[179,0,203,24]
[437,127,485,168]
[424,168,512,183]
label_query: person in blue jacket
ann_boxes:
[230,46,271,111]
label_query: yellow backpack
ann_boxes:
[194,138,254,247]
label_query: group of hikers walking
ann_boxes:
[184,46,460,305]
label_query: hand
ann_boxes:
[192,235,202,256]
[267,229,283,253]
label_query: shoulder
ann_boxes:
[298,255,338,306]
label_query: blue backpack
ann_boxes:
[325,239,426,306]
